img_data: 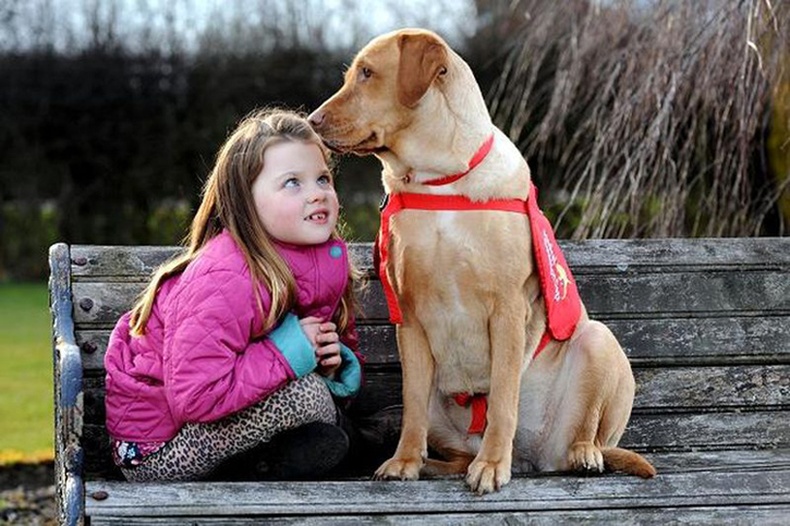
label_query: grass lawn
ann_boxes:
[0,282,54,464]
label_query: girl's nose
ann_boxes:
[307,186,327,203]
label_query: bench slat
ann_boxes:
[578,271,789,315]
[348,372,790,428]
[67,245,376,279]
[85,506,790,525]
[75,313,790,372]
[634,364,790,409]
[70,267,790,328]
[69,238,790,279]
[79,408,790,480]
[80,364,790,419]
[86,474,789,517]
[84,450,790,518]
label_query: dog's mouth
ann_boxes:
[324,132,388,156]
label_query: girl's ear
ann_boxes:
[396,33,448,108]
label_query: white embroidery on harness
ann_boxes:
[542,229,570,302]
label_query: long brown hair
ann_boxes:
[129,108,360,337]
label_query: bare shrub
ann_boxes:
[490,0,789,238]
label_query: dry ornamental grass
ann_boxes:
[490,0,789,238]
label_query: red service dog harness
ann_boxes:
[374,134,582,434]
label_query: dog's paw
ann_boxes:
[568,442,604,474]
[465,458,512,494]
[374,456,423,481]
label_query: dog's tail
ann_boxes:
[601,447,657,478]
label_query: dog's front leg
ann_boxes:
[466,299,527,494]
[374,321,434,481]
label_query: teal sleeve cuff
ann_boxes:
[321,343,362,398]
[269,313,316,378]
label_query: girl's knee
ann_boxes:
[252,373,336,422]
[294,373,337,423]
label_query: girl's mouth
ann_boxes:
[306,212,329,223]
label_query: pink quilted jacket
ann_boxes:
[104,230,361,442]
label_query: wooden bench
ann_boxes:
[50,238,790,525]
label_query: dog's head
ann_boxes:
[309,28,489,171]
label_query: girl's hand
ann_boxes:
[299,317,342,377]
[315,330,341,377]
[299,316,324,348]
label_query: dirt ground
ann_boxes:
[0,462,56,525]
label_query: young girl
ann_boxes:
[104,108,364,482]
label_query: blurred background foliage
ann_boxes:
[0,0,787,281]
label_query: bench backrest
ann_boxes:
[50,239,790,480]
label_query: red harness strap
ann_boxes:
[452,332,553,434]
[376,185,580,338]
[376,193,528,324]
[453,393,488,434]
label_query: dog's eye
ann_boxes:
[360,67,373,80]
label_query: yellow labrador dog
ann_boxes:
[309,28,656,494]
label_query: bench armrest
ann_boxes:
[50,243,85,526]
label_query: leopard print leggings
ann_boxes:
[121,373,337,482]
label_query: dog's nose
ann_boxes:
[308,109,325,129]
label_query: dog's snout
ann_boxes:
[308,109,326,129]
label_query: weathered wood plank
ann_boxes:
[88,506,790,525]
[577,270,789,315]
[69,267,790,329]
[76,323,398,370]
[350,366,790,415]
[79,408,790,480]
[606,316,790,365]
[49,242,86,526]
[75,314,790,372]
[68,244,376,279]
[634,364,790,409]
[78,364,790,423]
[562,237,790,269]
[69,281,392,324]
[621,411,790,450]
[70,245,182,279]
[84,452,790,517]
[69,238,790,279]
[79,441,790,484]
[645,448,790,472]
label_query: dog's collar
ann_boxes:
[403,133,495,186]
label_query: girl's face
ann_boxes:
[251,140,339,246]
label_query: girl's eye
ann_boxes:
[284,178,300,188]
[318,174,333,186]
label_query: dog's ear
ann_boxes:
[397,33,448,108]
